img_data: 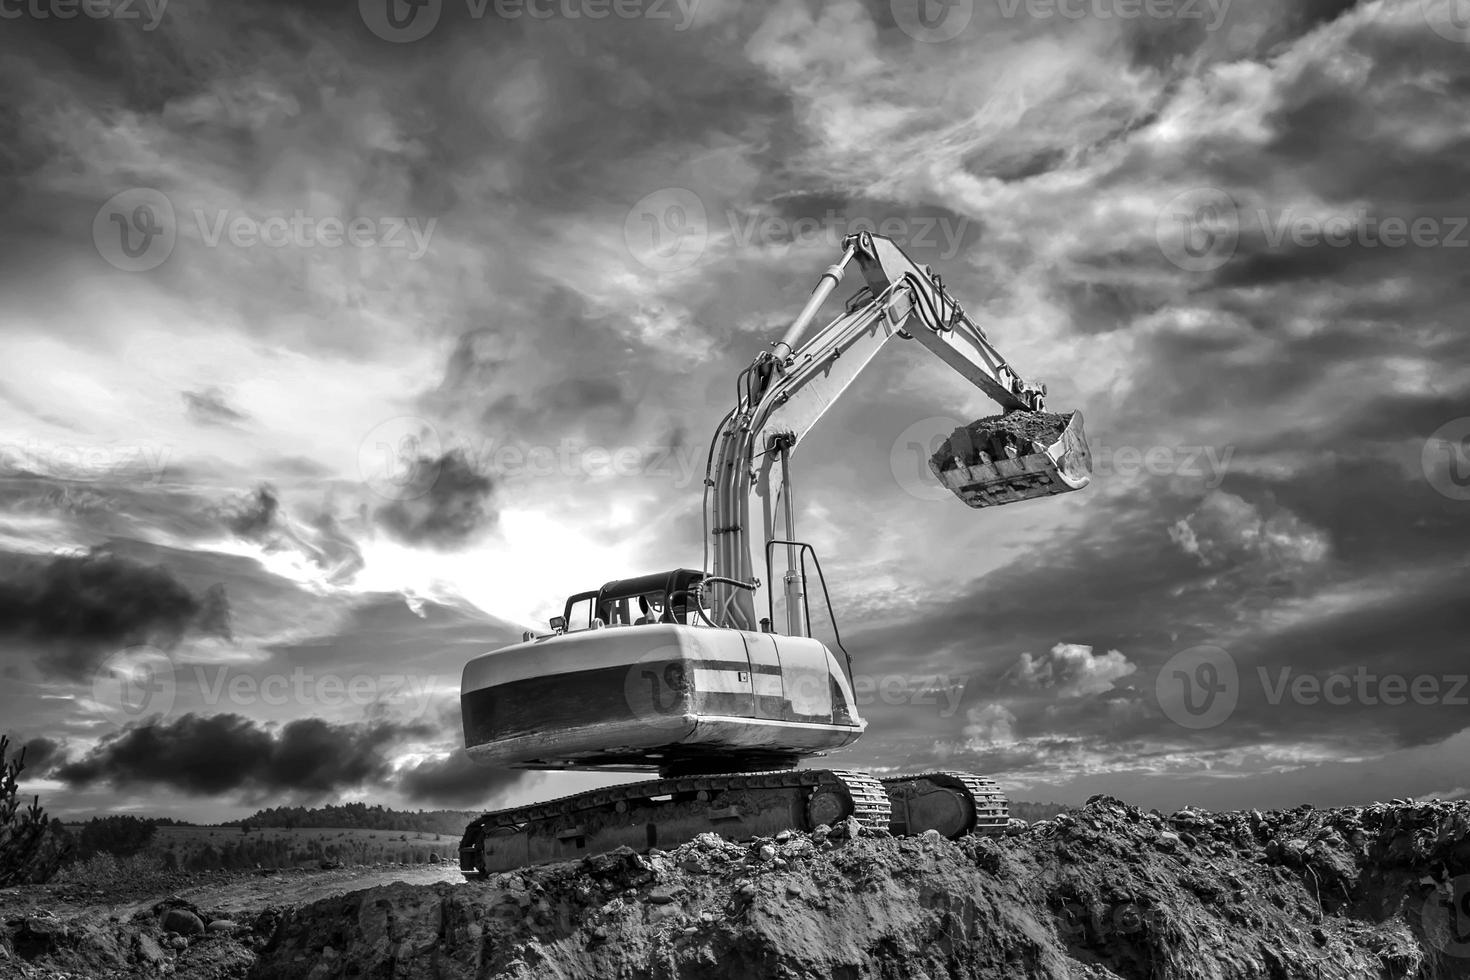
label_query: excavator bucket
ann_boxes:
[929,410,1092,509]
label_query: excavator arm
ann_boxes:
[705,232,1088,634]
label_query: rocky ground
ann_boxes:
[4,798,1469,979]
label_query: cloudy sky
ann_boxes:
[1,0,1468,823]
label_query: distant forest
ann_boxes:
[222,802,480,836]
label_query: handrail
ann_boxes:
[762,538,850,669]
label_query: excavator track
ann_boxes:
[460,768,890,877]
[880,771,1009,839]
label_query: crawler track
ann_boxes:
[881,771,1009,838]
[460,769,1004,876]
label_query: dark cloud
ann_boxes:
[0,549,231,681]
[374,450,497,550]
[182,387,250,428]
[223,485,280,538]
[396,748,529,807]
[219,485,365,583]
[3,736,69,780]
[55,713,432,797]
[3,0,1469,818]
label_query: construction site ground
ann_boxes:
[3,797,1469,979]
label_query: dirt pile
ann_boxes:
[5,799,1470,979]
[931,411,1077,473]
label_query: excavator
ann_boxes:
[457,232,1092,875]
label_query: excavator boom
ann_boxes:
[706,232,1091,633]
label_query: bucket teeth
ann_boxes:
[931,410,1092,509]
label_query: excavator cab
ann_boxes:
[560,568,706,629]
